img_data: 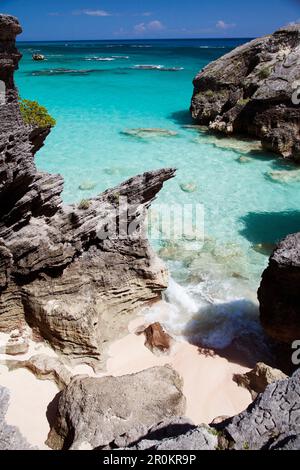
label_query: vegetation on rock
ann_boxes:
[19,98,56,128]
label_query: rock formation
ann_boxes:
[191,24,300,160]
[233,362,287,399]
[47,366,186,450]
[0,386,34,450]
[258,233,300,346]
[128,369,300,450]
[0,14,175,367]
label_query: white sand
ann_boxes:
[107,317,252,424]
[0,316,252,448]
[0,367,58,449]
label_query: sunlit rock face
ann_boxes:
[0,14,174,367]
[191,24,300,161]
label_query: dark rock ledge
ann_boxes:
[0,14,175,367]
[191,24,300,161]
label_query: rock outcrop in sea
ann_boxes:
[0,14,174,367]
[191,24,300,160]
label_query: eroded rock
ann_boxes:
[47,366,186,450]
[191,24,300,160]
[233,362,287,399]
[142,322,173,355]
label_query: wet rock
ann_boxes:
[47,366,186,450]
[142,322,173,355]
[266,169,300,183]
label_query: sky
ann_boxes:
[0,0,300,41]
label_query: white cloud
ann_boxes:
[134,23,147,33]
[141,12,153,17]
[73,9,112,17]
[83,10,111,17]
[134,20,164,34]
[216,20,236,30]
[48,12,62,17]
[148,20,164,31]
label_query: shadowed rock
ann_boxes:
[191,24,300,161]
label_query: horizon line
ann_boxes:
[17,36,254,43]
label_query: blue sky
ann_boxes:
[1,0,299,40]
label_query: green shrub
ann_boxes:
[19,98,56,128]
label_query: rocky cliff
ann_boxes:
[258,233,300,348]
[0,14,174,367]
[191,24,300,160]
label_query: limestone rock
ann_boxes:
[233,362,287,399]
[142,322,173,355]
[258,232,300,344]
[47,366,186,450]
[126,369,300,451]
[222,369,300,450]
[0,386,34,450]
[3,354,72,389]
[0,14,175,367]
[191,24,300,160]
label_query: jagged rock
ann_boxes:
[2,354,72,389]
[258,233,300,344]
[233,362,287,399]
[221,369,300,450]
[127,369,300,451]
[47,366,186,450]
[0,15,175,367]
[142,322,173,355]
[191,24,300,160]
[0,386,34,449]
[132,426,218,450]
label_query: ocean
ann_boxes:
[15,39,300,349]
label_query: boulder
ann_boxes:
[191,24,300,160]
[233,362,287,399]
[47,366,186,450]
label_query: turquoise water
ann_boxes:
[16,39,300,348]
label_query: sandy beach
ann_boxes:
[0,317,252,448]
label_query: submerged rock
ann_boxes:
[121,128,178,139]
[179,182,197,193]
[233,362,287,399]
[236,156,251,164]
[78,181,97,191]
[0,14,175,367]
[252,242,276,256]
[266,169,300,183]
[47,366,186,450]
[258,232,300,344]
[191,24,300,160]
